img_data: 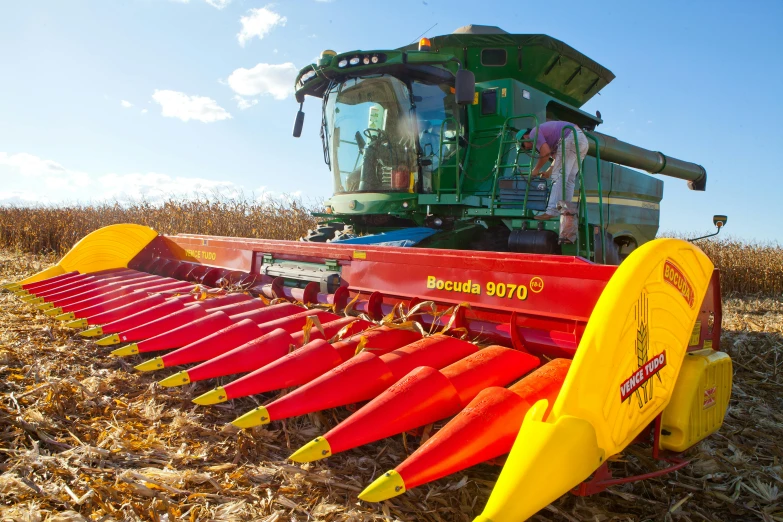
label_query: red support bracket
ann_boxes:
[509,311,527,352]
[572,414,690,496]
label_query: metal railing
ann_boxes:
[430,112,610,262]
[434,117,462,198]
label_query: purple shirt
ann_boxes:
[530,121,579,152]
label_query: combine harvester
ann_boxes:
[3,25,733,521]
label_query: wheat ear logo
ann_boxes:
[620,291,667,408]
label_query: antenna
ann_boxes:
[411,23,438,45]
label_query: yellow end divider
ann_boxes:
[15,224,158,286]
[476,238,714,522]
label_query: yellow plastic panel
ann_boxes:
[551,238,714,455]
[660,349,732,452]
[475,400,604,522]
[17,224,158,285]
[475,239,714,522]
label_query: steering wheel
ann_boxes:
[363,128,389,144]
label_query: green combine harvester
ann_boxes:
[292,25,710,263]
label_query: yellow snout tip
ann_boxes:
[359,470,407,502]
[96,334,121,346]
[111,343,139,357]
[64,318,89,329]
[193,386,228,405]
[135,357,165,372]
[80,326,104,337]
[44,307,63,317]
[55,312,76,322]
[289,437,332,463]
[231,406,271,429]
[158,371,192,388]
[36,302,54,311]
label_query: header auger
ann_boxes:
[3,222,732,520]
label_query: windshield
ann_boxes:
[324,75,459,194]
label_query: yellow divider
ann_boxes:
[16,224,159,286]
[476,238,714,522]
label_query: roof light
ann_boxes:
[349,56,360,65]
[318,49,337,67]
[301,71,317,83]
[371,55,379,64]
[418,38,432,51]
[363,56,370,65]
[338,59,348,68]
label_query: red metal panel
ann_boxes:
[127,234,618,356]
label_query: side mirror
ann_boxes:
[293,110,305,138]
[455,69,476,105]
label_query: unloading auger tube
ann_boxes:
[588,131,707,190]
[3,224,733,521]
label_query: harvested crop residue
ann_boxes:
[1,250,782,521]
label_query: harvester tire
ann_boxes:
[301,223,347,243]
[329,226,356,242]
[593,231,622,265]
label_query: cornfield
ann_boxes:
[0,199,781,295]
[0,196,319,257]
[692,238,783,295]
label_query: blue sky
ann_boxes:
[1,0,781,241]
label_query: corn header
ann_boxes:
[3,24,732,521]
[3,220,732,520]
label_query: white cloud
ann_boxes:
[121,100,133,108]
[206,0,231,8]
[255,186,303,203]
[0,152,89,188]
[98,172,239,202]
[0,152,313,207]
[0,190,52,205]
[141,109,148,114]
[237,6,287,47]
[152,89,232,123]
[233,95,259,110]
[227,62,297,100]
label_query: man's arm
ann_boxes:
[531,142,551,176]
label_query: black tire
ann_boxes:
[469,226,511,252]
[593,231,622,265]
[330,225,356,242]
[301,223,346,243]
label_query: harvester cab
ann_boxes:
[294,25,708,263]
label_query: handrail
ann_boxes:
[435,117,461,198]
[490,114,540,215]
[584,131,606,262]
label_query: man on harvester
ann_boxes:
[519,121,589,222]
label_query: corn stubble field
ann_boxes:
[0,200,782,522]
